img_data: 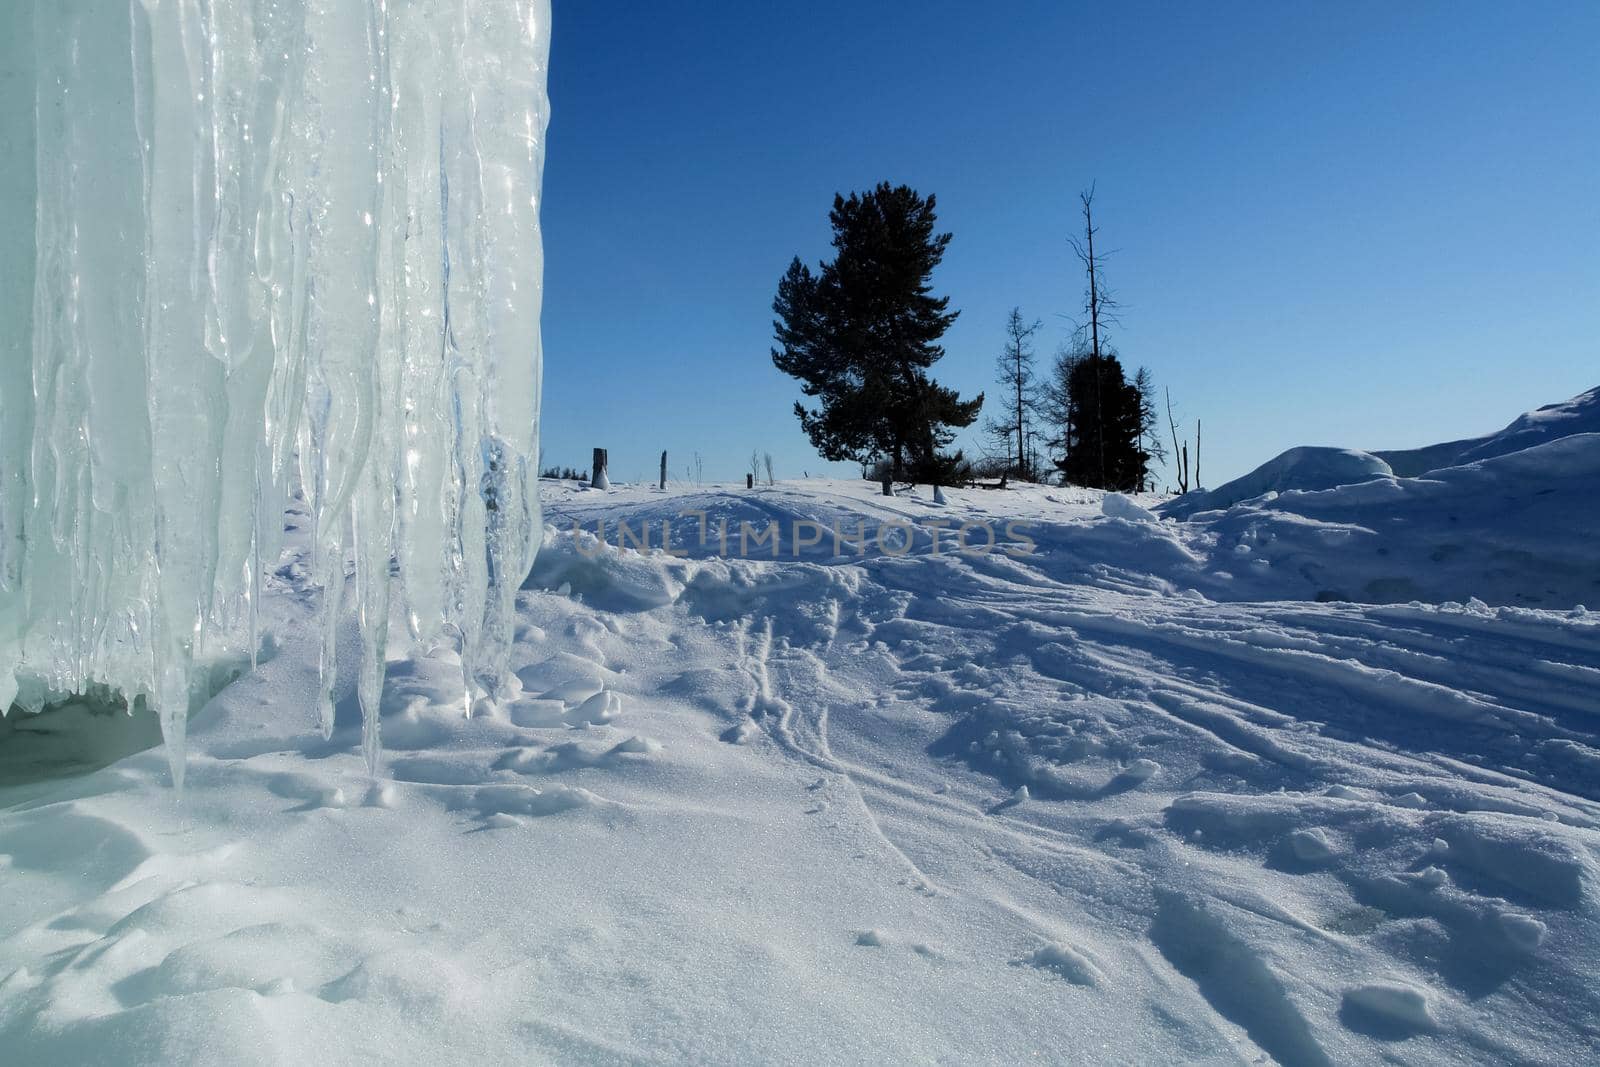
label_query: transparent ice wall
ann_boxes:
[0,0,551,787]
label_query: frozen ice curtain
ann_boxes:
[0,0,553,786]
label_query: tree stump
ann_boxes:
[592,447,610,491]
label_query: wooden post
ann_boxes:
[746,473,754,489]
[881,476,893,497]
[591,447,610,491]
[1195,420,1202,490]
[659,451,667,491]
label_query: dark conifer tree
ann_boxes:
[772,183,982,484]
[1047,349,1148,492]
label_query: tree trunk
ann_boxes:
[1165,389,1187,494]
[1194,420,1201,490]
[1015,369,1026,477]
[592,447,610,491]
[1084,194,1107,490]
[659,450,667,491]
[746,473,754,489]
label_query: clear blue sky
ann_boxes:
[540,0,1599,488]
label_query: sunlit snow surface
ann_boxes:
[0,1,552,786]
[0,477,1597,1063]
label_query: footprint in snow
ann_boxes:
[468,783,599,822]
[1339,982,1437,1038]
[364,784,398,809]
[989,784,1029,813]
[1498,912,1547,951]
[1285,827,1336,864]
[1102,758,1160,793]
[720,720,759,745]
[267,773,348,811]
[1016,942,1103,987]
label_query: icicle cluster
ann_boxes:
[0,1,551,787]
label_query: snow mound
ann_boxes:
[1161,447,1394,518]
[1101,493,1159,523]
[1151,388,1600,607]
[1201,433,1600,606]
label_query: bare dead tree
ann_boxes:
[1135,367,1167,492]
[984,307,1042,479]
[1195,419,1202,490]
[1165,389,1189,494]
[1069,187,1120,489]
[762,452,775,486]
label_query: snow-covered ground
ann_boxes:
[4,401,1600,1064]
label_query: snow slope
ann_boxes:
[1155,389,1600,608]
[1165,387,1600,519]
[1160,447,1396,518]
[1378,387,1600,476]
[3,476,1599,1064]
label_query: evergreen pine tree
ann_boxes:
[772,183,982,483]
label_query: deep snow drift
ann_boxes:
[2,429,1598,1061]
[0,0,552,786]
[1165,387,1600,519]
[1155,387,1600,608]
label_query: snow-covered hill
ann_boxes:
[1156,388,1600,608]
[1378,386,1600,476]
[3,412,1599,1063]
[1166,387,1600,518]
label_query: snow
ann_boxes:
[1378,386,1600,475]
[1169,387,1600,519]
[4,430,1599,1061]
[1340,982,1436,1035]
[1161,447,1395,518]
[1151,389,1600,608]
[1,1,552,787]
[1100,492,1159,522]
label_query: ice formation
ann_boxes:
[0,1,553,786]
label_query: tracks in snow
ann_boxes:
[711,535,1600,1065]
